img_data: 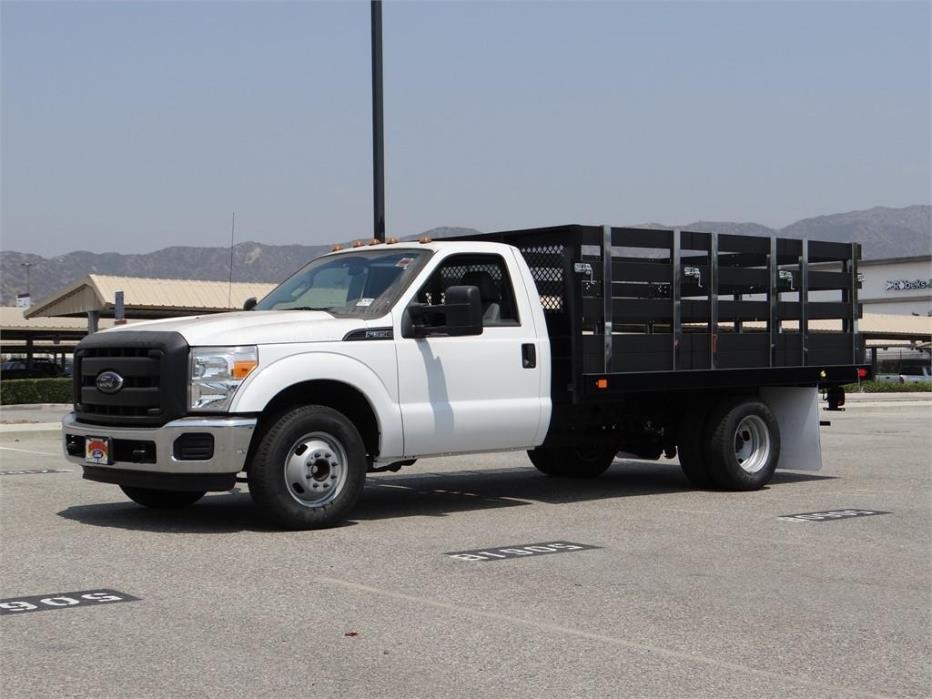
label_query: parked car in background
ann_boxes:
[898,365,932,383]
[0,359,69,380]
[874,349,931,382]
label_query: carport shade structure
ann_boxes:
[0,307,101,366]
[23,274,276,331]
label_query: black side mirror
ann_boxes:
[405,285,483,338]
[243,297,257,311]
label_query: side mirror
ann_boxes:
[243,297,257,311]
[405,285,483,338]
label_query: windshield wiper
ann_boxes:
[284,306,337,312]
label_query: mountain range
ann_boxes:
[2,206,929,306]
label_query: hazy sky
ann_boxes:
[1,1,930,257]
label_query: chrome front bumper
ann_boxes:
[62,413,257,475]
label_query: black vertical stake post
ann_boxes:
[671,229,681,371]
[602,225,613,373]
[709,233,718,369]
[769,237,779,367]
[800,239,808,366]
[371,0,385,242]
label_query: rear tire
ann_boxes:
[120,487,205,509]
[677,405,717,488]
[528,443,616,478]
[703,398,780,491]
[248,405,367,529]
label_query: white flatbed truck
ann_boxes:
[62,225,869,529]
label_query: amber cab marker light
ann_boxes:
[419,236,432,244]
[352,240,366,248]
[386,237,399,244]
[331,244,344,252]
[369,238,381,246]
[596,378,608,389]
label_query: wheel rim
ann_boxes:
[283,431,348,508]
[733,415,771,474]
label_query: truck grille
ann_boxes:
[73,331,189,427]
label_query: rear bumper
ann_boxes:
[62,413,256,479]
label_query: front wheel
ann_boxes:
[703,399,780,490]
[528,444,616,478]
[120,486,205,509]
[248,406,367,529]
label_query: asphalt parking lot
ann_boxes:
[1,399,929,698]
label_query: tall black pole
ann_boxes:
[371,0,385,242]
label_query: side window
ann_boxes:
[415,254,520,326]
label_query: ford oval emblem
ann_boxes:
[96,371,124,394]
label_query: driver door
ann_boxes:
[395,252,543,457]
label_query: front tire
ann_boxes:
[248,406,367,529]
[703,398,780,491]
[528,443,616,478]
[120,486,205,509]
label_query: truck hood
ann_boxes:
[100,310,371,346]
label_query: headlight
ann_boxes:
[189,346,258,411]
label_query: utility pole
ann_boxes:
[371,0,385,242]
[228,211,236,307]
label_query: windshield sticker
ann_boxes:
[396,257,414,268]
[356,298,375,307]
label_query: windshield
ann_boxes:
[255,249,431,317]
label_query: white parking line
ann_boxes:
[316,576,886,698]
[0,446,60,457]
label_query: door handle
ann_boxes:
[522,343,536,369]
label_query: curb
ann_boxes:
[829,401,931,409]
[0,403,72,411]
[0,422,62,434]
[842,392,932,402]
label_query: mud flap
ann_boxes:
[760,386,823,471]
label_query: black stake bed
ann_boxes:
[451,225,868,403]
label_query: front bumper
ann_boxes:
[62,413,257,488]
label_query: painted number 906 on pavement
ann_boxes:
[0,589,139,615]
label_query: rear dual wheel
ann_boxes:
[676,406,717,488]
[677,398,780,491]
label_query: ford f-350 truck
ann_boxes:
[62,225,869,529]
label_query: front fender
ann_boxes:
[230,349,404,460]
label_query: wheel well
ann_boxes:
[249,381,381,466]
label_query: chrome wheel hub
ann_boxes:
[283,432,348,507]
[733,415,771,474]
